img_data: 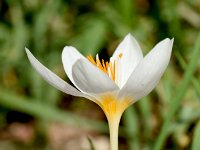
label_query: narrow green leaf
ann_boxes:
[192,121,200,150]
[153,32,200,150]
[87,136,96,150]
[138,97,152,138]
[123,106,139,150]
[72,18,107,56]
[0,89,108,133]
[175,51,200,99]
[115,0,136,26]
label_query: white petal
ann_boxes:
[118,38,174,101]
[61,46,85,89]
[72,58,119,94]
[112,33,143,88]
[25,48,93,100]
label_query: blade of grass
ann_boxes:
[175,51,200,99]
[123,106,139,150]
[71,18,107,56]
[0,89,109,133]
[87,136,96,150]
[115,0,136,26]
[138,97,152,138]
[162,0,182,40]
[32,0,61,54]
[191,121,200,150]
[153,32,200,150]
[100,5,131,36]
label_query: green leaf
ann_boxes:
[138,97,152,138]
[175,51,200,99]
[153,32,200,150]
[192,121,200,150]
[87,136,96,150]
[72,18,107,56]
[123,106,139,150]
[115,0,136,26]
[0,88,108,133]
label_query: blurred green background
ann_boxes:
[0,0,200,149]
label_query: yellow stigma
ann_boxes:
[96,94,131,121]
[87,53,123,82]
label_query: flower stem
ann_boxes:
[108,115,121,150]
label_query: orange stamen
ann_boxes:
[87,53,123,82]
[87,55,96,65]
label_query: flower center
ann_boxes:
[96,94,131,121]
[87,53,123,83]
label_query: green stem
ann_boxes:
[108,115,121,150]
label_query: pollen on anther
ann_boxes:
[87,53,123,82]
[119,53,123,58]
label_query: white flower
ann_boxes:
[25,33,173,150]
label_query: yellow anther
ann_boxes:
[87,55,96,65]
[119,53,123,58]
[87,53,123,82]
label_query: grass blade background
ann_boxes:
[192,121,200,150]
[0,89,109,133]
[153,32,200,150]
[175,51,200,99]
[123,106,139,150]
[0,0,200,149]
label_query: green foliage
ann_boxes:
[192,121,200,150]
[87,136,96,150]
[153,32,200,150]
[0,0,200,149]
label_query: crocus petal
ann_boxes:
[62,46,85,90]
[118,38,174,101]
[112,33,143,88]
[72,58,119,94]
[25,48,93,100]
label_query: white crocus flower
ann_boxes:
[25,33,173,150]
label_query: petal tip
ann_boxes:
[62,46,70,53]
[61,46,82,63]
[122,33,140,47]
[159,38,172,48]
[63,45,72,50]
[165,38,174,45]
[161,38,173,53]
[62,46,72,59]
[62,46,79,57]
[126,33,132,37]
[171,38,174,44]
[164,38,171,42]
[25,48,32,58]
[25,47,30,53]
[125,33,134,40]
